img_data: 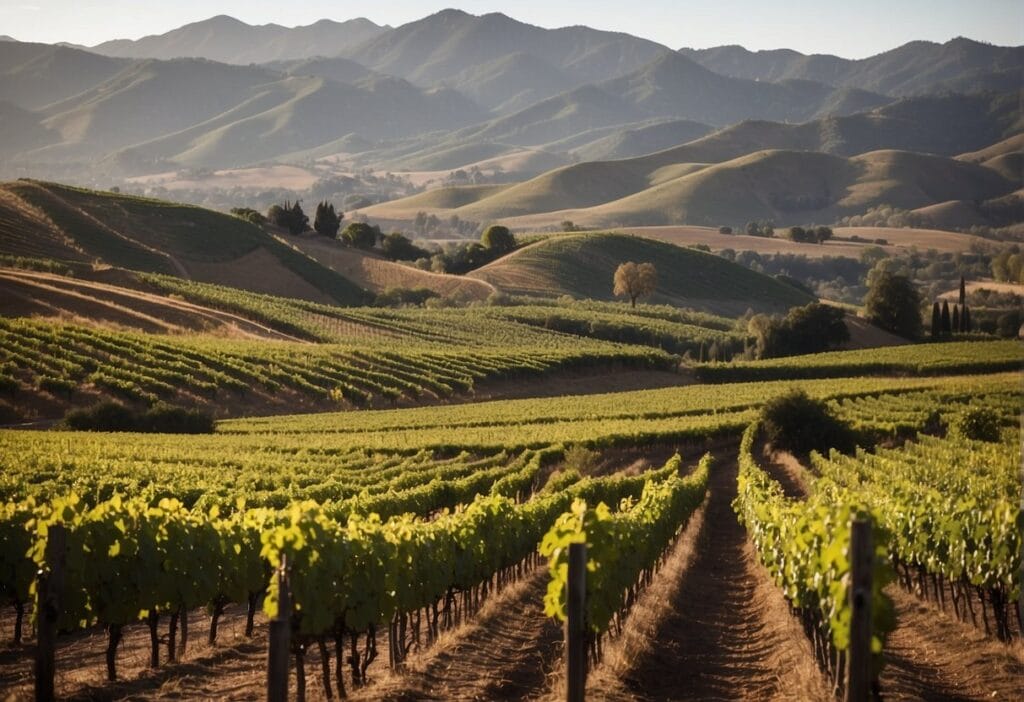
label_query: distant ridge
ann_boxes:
[680,37,1024,96]
[90,15,388,64]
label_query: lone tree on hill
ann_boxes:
[613,262,657,308]
[313,201,342,238]
[481,225,515,254]
[864,272,921,338]
[340,222,381,250]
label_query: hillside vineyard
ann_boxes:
[1,5,1022,702]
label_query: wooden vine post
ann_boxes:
[267,555,291,702]
[35,524,66,702]
[846,519,873,702]
[566,542,587,702]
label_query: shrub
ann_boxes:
[142,403,216,434]
[61,401,214,433]
[760,390,857,455]
[481,225,515,253]
[562,445,601,475]
[948,407,1001,442]
[62,401,139,431]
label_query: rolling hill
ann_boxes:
[0,180,369,305]
[467,232,814,314]
[680,37,1024,96]
[91,15,388,64]
[365,147,1018,229]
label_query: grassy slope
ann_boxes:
[367,144,1017,230]
[0,180,369,305]
[468,232,813,314]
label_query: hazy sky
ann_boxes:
[2,1,1021,58]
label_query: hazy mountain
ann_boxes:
[571,119,714,161]
[2,50,484,171]
[0,42,128,109]
[340,9,668,110]
[0,36,17,42]
[680,37,1024,96]
[632,90,1024,167]
[91,15,388,64]
[263,56,379,84]
[599,52,893,127]
[0,101,58,157]
[443,52,577,115]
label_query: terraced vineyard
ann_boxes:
[0,315,673,417]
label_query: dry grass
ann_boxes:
[126,165,320,191]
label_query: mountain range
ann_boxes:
[0,9,1020,233]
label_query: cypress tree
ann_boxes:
[941,300,951,335]
[959,275,966,307]
[952,304,961,333]
[962,304,971,333]
[931,302,941,339]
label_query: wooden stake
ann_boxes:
[847,519,873,702]
[566,542,587,702]
[35,524,66,702]
[268,555,291,702]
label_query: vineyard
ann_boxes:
[1,358,1021,699]
[0,244,1021,700]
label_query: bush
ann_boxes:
[62,401,139,431]
[760,390,857,455]
[948,407,1001,442]
[481,225,515,253]
[143,404,216,434]
[61,402,214,433]
[562,445,601,475]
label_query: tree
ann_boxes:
[230,207,266,225]
[814,226,833,244]
[952,304,961,333]
[864,272,922,338]
[959,275,966,306]
[930,302,941,340]
[718,226,733,235]
[962,304,971,333]
[940,300,951,335]
[381,232,428,261]
[313,201,342,238]
[481,225,515,254]
[266,200,308,234]
[288,200,308,234]
[613,262,657,308]
[747,303,848,359]
[340,222,380,250]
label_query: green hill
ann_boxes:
[0,180,369,305]
[370,146,1017,229]
[467,232,813,314]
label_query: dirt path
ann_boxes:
[879,586,1024,701]
[591,457,830,701]
[359,568,562,701]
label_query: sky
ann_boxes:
[1,1,1021,58]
